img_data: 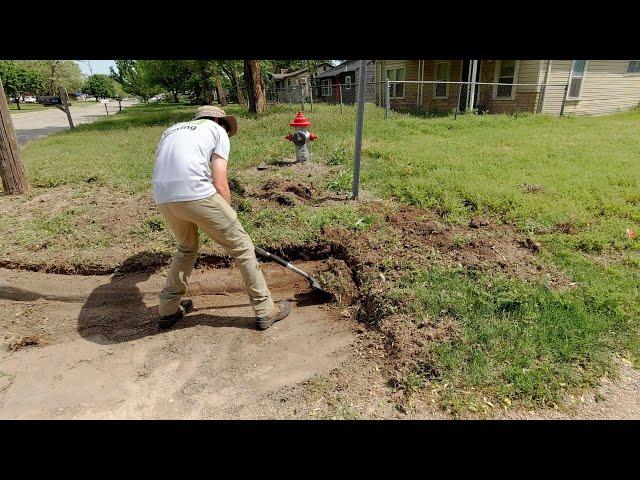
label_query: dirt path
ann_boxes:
[0,262,356,419]
[10,100,136,146]
[1,260,639,419]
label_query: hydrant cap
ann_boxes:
[289,112,312,128]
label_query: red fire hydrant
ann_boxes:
[285,112,318,163]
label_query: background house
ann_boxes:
[313,60,376,103]
[269,63,333,101]
[376,60,640,116]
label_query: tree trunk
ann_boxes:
[173,91,179,103]
[215,73,227,107]
[244,60,266,114]
[222,65,245,105]
[0,78,30,194]
[15,98,20,110]
[49,61,59,96]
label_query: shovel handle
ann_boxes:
[254,246,313,281]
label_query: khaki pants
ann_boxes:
[157,194,274,318]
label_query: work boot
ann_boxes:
[159,299,194,330]
[256,300,291,331]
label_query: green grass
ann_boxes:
[9,102,640,414]
[9,103,45,112]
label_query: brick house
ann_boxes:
[376,60,640,115]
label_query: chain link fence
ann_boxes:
[264,82,382,113]
[265,80,570,118]
[381,80,570,118]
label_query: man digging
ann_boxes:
[152,105,291,330]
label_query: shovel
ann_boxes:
[254,246,333,299]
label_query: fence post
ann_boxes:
[385,78,390,119]
[104,103,109,115]
[300,86,304,111]
[309,83,314,112]
[560,84,569,117]
[455,83,462,119]
[339,83,343,114]
[352,60,367,200]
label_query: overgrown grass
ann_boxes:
[8,102,640,414]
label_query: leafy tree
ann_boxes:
[185,60,216,104]
[16,60,83,95]
[82,74,116,100]
[138,60,192,103]
[109,60,158,102]
[111,80,127,100]
[218,60,245,104]
[0,61,45,110]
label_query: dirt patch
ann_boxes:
[383,205,572,287]
[315,259,358,305]
[6,335,46,352]
[0,260,356,419]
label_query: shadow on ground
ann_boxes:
[73,252,328,345]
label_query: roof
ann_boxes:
[269,62,334,80]
[270,67,309,80]
[316,60,374,79]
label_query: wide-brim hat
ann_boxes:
[194,105,238,137]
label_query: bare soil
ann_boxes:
[1,160,637,419]
[0,262,357,419]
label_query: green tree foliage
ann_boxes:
[82,74,116,100]
[109,60,159,102]
[16,60,83,95]
[185,60,216,104]
[0,60,45,109]
[218,60,245,104]
[137,60,192,103]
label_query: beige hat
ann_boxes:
[194,105,238,137]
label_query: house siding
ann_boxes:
[541,60,640,116]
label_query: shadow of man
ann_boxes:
[76,252,261,345]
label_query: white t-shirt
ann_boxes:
[152,118,230,204]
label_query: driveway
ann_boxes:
[10,100,137,146]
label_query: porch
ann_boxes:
[377,60,545,115]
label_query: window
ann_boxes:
[494,60,518,99]
[344,76,352,90]
[434,61,450,98]
[386,67,405,98]
[627,61,640,74]
[567,60,587,100]
[321,79,332,96]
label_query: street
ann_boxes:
[10,100,136,146]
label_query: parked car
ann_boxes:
[23,96,37,103]
[99,98,110,104]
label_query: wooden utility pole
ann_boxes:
[0,77,30,194]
